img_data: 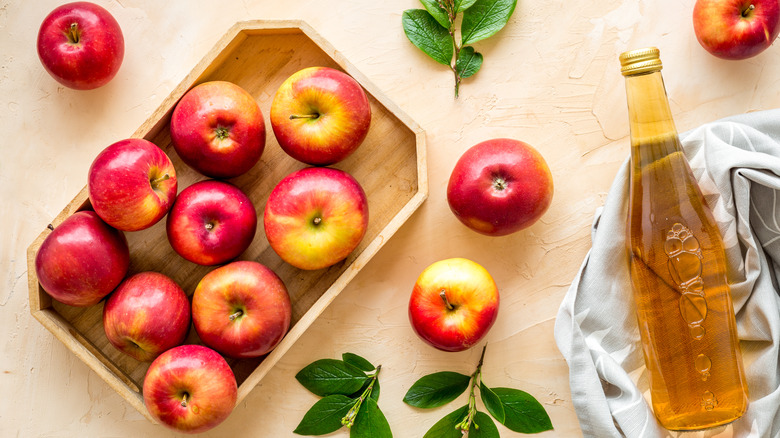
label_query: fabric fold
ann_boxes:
[555,110,780,437]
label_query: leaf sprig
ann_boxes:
[403,345,553,437]
[402,0,518,98]
[295,353,392,437]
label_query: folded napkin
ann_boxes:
[554,109,780,437]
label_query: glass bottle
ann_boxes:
[621,47,748,430]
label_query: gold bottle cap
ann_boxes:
[619,47,662,76]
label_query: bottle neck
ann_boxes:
[625,70,679,149]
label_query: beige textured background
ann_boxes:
[3,1,780,437]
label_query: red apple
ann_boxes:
[143,344,237,434]
[103,272,190,362]
[166,180,257,266]
[35,211,129,307]
[88,138,178,232]
[170,81,266,178]
[37,2,124,90]
[270,67,371,165]
[693,0,780,60]
[264,167,368,270]
[409,258,499,352]
[192,261,291,358]
[447,138,553,236]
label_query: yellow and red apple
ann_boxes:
[264,167,369,270]
[270,66,371,165]
[103,272,190,362]
[192,261,291,359]
[166,180,257,266]
[143,344,237,434]
[409,258,500,352]
[693,0,780,60]
[35,211,130,307]
[37,2,124,90]
[88,138,177,232]
[170,80,266,178]
[447,138,553,236]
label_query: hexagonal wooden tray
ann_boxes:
[25,20,427,423]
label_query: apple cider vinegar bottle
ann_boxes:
[620,47,748,430]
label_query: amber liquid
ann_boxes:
[628,133,748,430]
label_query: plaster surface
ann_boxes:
[3,1,779,436]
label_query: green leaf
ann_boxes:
[342,353,381,401]
[403,371,471,408]
[293,394,354,436]
[420,0,451,29]
[370,379,381,402]
[342,353,375,372]
[493,387,553,433]
[423,405,469,438]
[350,398,393,438]
[456,0,479,11]
[470,411,500,438]
[341,353,381,401]
[455,46,483,78]
[402,9,454,65]
[479,382,505,423]
[461,0,518,45]
[296,359,370,397]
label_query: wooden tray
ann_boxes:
[26,19,427,424]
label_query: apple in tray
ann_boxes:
[192,261,292,358]
[167,180,257,266]
[693,0,780,60]
[143,344,238,434]
[88,138,178,232]
[447,138,553,236]
[409,258,500,352]
[35,211,130,307]
[37,1,124,90]
[103,272,190,362]
[264,167,369,270]
[270,66,371,165]
[170,80,266,178]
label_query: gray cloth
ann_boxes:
[554,109,780,438]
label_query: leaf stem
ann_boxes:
[450,28,463,98]
[341,365,382,428]
[437,0,463,97]
[456,345,487,432]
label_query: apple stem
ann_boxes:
[312,217,322,226]
[67,22,80,44]
[439,289,455,311]
[742,4,755,17]
[181,393,189,408]
[289,113,319,120]
[229,310,243,321]
[47,223,54,231]
[150,173,170,186]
